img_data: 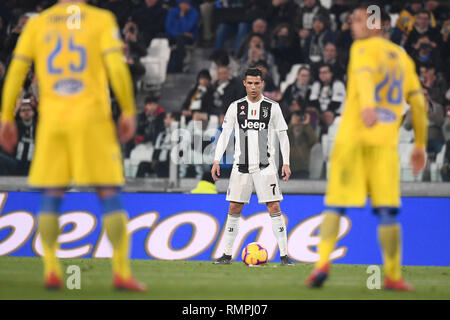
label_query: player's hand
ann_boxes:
[211,161,220,181]
[410,146,427,175]
[361,108,378,128]
[118,115,136,144]
[0,122,18,154]
[281,164,291,182]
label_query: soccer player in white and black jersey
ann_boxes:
[211,68,294,266]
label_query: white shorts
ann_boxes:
[226,163,283,204]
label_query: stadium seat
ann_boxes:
[140,38,171,91]
[399,126,414,143]
[430,143,447,182]
[129,142,154,177]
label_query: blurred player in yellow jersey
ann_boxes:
[0,0,146,291]
[306,4,427,291]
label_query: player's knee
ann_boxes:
[373,207,399,225]
[97,187,121,199]
[229,202,243,215]
[266,201,281,214]
[98,192,124,215]
[40,191,64,214]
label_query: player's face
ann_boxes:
[351,9,371,40]
[243,75,264,101]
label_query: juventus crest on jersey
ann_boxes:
[221,95,288,173]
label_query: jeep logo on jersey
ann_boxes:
[240,119,267,130]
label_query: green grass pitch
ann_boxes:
[0,257,449,300]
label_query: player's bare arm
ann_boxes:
[118,114,136,143]
[0,121,18,154]
[407,89,428,175]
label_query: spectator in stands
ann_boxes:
[441,96,450,181]
[3,14,28,62]
[287,111,318,179]
[329,0,350,31]
[0,16,7,61]
[132,0,167,48]
[253,59,281,102]
[396,0,426,36]
[303,13,335,64]
[421,63,448,106]
[123,20,147,60]
[165,0,199,73]
[404,10,441,55]
[181,69,214,123]
[136,111,180,178]
[310,42,344,81]
[14,99,37,176]
[137,97,166,145]
[208,49,240,82]
[190,171,218,194]
[281,66,312,119]
[101,0,135,30]
[239,33,275,80]
[125,96,166,158]
[235,18,270,59]
[211,65,245,116]
[309,63,345,135]
[294,0,330,34]
[213,0,269,53]
[123,42,146,94]
[269,23,302,83]
[179,111,210,179]
[198,0,215,47]
[335,11,352,68]
[266,0,298,31]
[426,0,450,26]
[442,19,450,83]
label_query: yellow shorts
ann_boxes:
[325,144,400,208]
[28,119,124,188]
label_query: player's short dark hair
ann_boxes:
[244,67,263,80]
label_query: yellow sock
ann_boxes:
[38,214,62,278]
[316,211,341,268]
[378,224,402,281]
[103,212,131,280]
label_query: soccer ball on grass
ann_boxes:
[241,242,268,266]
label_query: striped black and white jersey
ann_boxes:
[221,95,288,173]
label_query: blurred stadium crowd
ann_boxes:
[0,0,449,182]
